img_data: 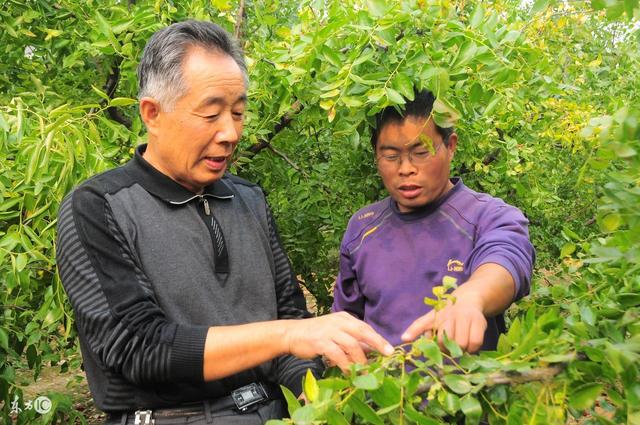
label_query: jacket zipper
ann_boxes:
[201,196,211,216]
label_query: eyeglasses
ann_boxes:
[377,142,444,167]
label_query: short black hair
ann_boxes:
[370,89,455,149]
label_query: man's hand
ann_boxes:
[401,263,517,354]
[285,312,394,373]
[401,296,487,353]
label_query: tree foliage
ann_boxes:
[0,0,639,423]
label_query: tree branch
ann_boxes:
[414,354,585,396]
[244,100,303,156]
[91,55,132,129]
[234,0,245,39]
[267,145,310,178]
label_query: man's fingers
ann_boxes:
[437,319,455,349]
[322,342,351,373]
[348,321,393,356]
[454,316,471,352]
[402,311,435,342]
[332,332,368,364]
[467,316,487,353]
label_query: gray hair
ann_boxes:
[137,20,248,110]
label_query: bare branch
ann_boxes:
[234,0,246,39]
[245,100,303,156]
[267,145,310,178]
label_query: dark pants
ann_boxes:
[104,399,287,425]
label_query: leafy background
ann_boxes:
[0,0,638,423]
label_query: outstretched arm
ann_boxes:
[401,263,514,353]
[203,312,394,380]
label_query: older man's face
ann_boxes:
[144,47,247,193]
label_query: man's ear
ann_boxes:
[139,97,162,135]
[447,133,458,159]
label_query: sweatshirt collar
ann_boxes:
[391,177,462,221]
[124,144,234,203]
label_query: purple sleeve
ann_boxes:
[467,204,535,301]
[332,244,365,318]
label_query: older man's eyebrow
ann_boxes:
[197,94,248,108]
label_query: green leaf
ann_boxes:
[612,142,637,158]
[488,385,508,405]
[377,403,399,415]
[367,0,388,17]
[560,243,576,257]
[443,392,461,414]
[320,89,341,99]
[326,407,350,425]
[443,332,463,358]
[502,30,521,44]
[433,68,450,96]
[414,338,443,367]
[617,293,640,307]
[386,87,405,104]
[0,327,8,351]
[470,5,484,28]
[15,253,28,272]
[280,385,301,414]
[291,404,319,424]
[95,11,112,38]
[371,377,401,406]
[342,96,364,107]
[483,94,501,116]
[461,395,483,423]
[392,73,414,100]
[404,404,440,425]
[569,383,603,410]
[562,226,581,241]
[432,98,460,128]
[580,305,596,326]
[600,213,621,232]
[353,374,380,390]
[348,396,384,425]
[367,88,386,103]
[531,0,551,15]
[109,97,138,107]
[443,374,472,395]
[454,42,478,68]
[92,85,110,100]
[303,369,319,402]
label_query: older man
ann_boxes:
[333,89,535,354]
[56,20,392,425]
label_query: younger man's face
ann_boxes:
[375,116,457,213]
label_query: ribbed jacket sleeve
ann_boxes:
[265,205,324,395]
[467,203,535,301]
[56,186,208,386]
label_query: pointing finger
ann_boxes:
[402,310,436,342]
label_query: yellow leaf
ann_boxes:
[328,107,336,123]
[303,369,319,402]
[45,28,63,41]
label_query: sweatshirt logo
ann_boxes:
[358,211,375,220]
[447,259,464,273]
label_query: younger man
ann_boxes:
[332,90,535,353]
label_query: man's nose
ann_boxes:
[398,155,417,175]
[214,113,241,146]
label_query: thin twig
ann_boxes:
[234,0,245,39]
[267,145,310,178]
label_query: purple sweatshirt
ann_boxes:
[332,178,534,350]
